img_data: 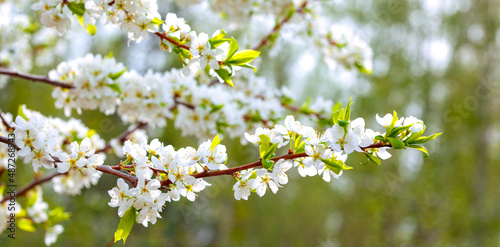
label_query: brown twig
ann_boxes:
[253,1,308,51]
[0,68,73,89]
[169,97,196,111]
[161,152,310,186]
[0,172,64,204]
[155,32,191,50]
[0,136,139,197]
[0,109,14,132]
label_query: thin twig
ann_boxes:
[253,1,308,51]
[169,97,196,111]
[0,109,14,132]
[155,32,191,50]
[0,68,73,89]
[0,172,64,204]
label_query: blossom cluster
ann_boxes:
[108,137,227,226]
[233,111,431,200]
[0,0,61,89]
[12,107,105,195]
[0,185,66,246]
[30,0,161,40]
[49,54,290,138]
[314,24,373,74]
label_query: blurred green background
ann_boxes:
[1,0,500,246]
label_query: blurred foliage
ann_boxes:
[2,0,500,246]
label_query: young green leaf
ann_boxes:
[210,134,222,152]
[67,2,85,16]
[407,144,429,158]
[225,50,260,65]
[342,98,352,121]
[151,17,164,25]
[77,15,97,36]
[109,68,127,80]
[262,159,275,169]
[331,102,342,124]
[18,105,28,120]
[18,219,36,232]
[387,137,405,149]
[366,153,381,165]
[114,208,136,244]
[388,125,412,138]
[226,38,239,60]
[321,158,353,175]
[214,68,234,87]
[106,83,122,94]
[408,133,442,145]
[258,134,271,159]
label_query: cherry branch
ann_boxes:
[0,68,73,89]
[160,141,392,187]
[0,68,195,112]
[0,171,64,204]
[0,136,138,197]
[155,32,191,50]
[0,109,14,132]
[169,96,196,111]
[253,1,309,51]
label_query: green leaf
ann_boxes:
[106,83,122,94]
[407,144,429,158]
[385,111,398,137]
[212,29,227,40]
[48,207,71,223]
[109,68,127,80]
[17,105,28,120]
[226,38,239,60]
[26,189,38,208]
[286,2,296,18]
[366,153,381,165]
[238,63,258,72]
[77,15,97,36]
[67,2,85,16]
[114,208,136,244]
[331,102,342,124]
[210,104,224,113]
[374,135,385,142]
[409,133,442,144]
[214,69,234,87]
[262,159,275,169]
[388,124,412,138]
[264,143,279,161]
[321,158,353,175]
[210,134,222,152]
[225,50,260,65]
[337,120,350,128]
[405,128,425,143]
[294,141,305,154]
[18,218,36,232]
[299,98,311,113]
[258,134,271,159]
[151,17,163,25]
[342,98,352,121]
[209,30,229,48]
[86,129,97,138]
[107,52,114,59]
[387,137,405,149]
[355,62,372,75]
